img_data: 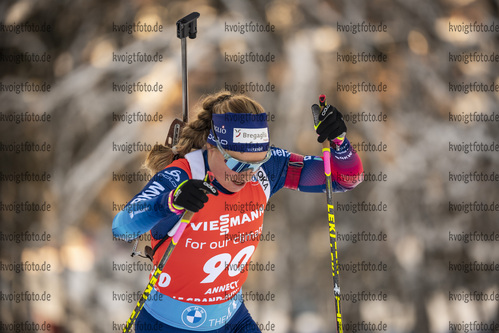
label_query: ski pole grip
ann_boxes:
[205,171,215,183]
[177,12,200,39]
[319,94,326,107]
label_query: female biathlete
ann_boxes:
[112,91,363,332]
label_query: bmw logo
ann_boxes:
[181,306,207,328]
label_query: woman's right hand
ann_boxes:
[169,179,218,213]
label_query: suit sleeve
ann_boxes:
[111,167,189,241]
[262,138,363,195]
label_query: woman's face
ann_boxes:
[207,144,268,192]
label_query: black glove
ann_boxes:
[171,179,218,212]
[313,104,347,144]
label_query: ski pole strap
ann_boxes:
[284,153,304,190]
[144,232,170,262]
[168,189,186,215]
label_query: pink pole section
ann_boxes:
[322,149,332,176]
[172,222,188,244]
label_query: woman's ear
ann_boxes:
[206,143,218,160]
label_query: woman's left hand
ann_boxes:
[314,104,347,145]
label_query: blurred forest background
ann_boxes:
[1,0,498,332]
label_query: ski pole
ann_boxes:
[122,13,201,332]
[311,94,343,333]
[122,212,195,333]
[122,171,214,333]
